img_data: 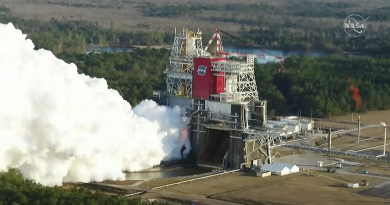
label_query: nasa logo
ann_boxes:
[197,65,206,76]
[343,14,369,37]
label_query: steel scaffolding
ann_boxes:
[165,28,203,97]
[210,55,259,103]
[243,131,285,166]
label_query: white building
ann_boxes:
[347,183,359,188]
[278,116,316,133]
[267,121,293,135]
[255,171,271,177]
[279,163,300,173]
[261,163,291,176]
[300,119,314,131]
[279,118,302,134]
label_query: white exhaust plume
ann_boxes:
[0,23,191,186]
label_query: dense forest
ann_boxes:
[2,4,390,53]
[257,55,390,117]
[0,170,171,205]
[140,2,390,51]
[0,5,177,54]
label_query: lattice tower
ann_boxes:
[165,28,203,97]
[243,131,285,165]
[204,29,224,56]
[203,29,259,103]
[210,55,259,103]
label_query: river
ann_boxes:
[87,46,327,64]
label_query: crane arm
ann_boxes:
[219,30,268,53]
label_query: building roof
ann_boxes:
[273,163,299,170]
[261,163,290,172]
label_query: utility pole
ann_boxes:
[310,108,312,120]
[328,127,332,159]
[357,115,361,142]
[384,125,387,156]
[328,127,332,151]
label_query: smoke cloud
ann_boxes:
[0,23,191,186]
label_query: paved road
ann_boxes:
[276,152,390,181]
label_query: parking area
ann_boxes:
[358,181,390,198]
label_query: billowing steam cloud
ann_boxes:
[0,23,191,186]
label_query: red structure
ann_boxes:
[192,57,226,100]
[211,58,225,94]
[193,57,212,100]
[165,27,284,103]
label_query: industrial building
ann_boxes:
[261,163,299,175]
[261,163,291,176]
[254,171,271,177]
[283,163,300,173]
[151,28,313,170]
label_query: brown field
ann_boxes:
[274,147,305,157]
[2,0,390,33]
[150,171,389,205]
[99,179,140,186]
[352,166,390,177]
[139,175,198,189]
[312,110,390,151]
[322,110,390,127]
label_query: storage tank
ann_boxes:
[347,183,359,188]
[300,119,314,131]
[225,76,237,94]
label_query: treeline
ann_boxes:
[257,55,390,117]
[0,7,177,54]
[0,170,171,205]
[140,3,279,18]
[238,27,390,53]
[138,1,390,52]
[0,7,219,54]
[2,4,390,53]
[141,1,388,22]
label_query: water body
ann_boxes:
[124,166,212,181]
[86,46,327,64]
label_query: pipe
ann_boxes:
[123,191,145,197]
[246,107,249,129]
[267,137,272,164]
